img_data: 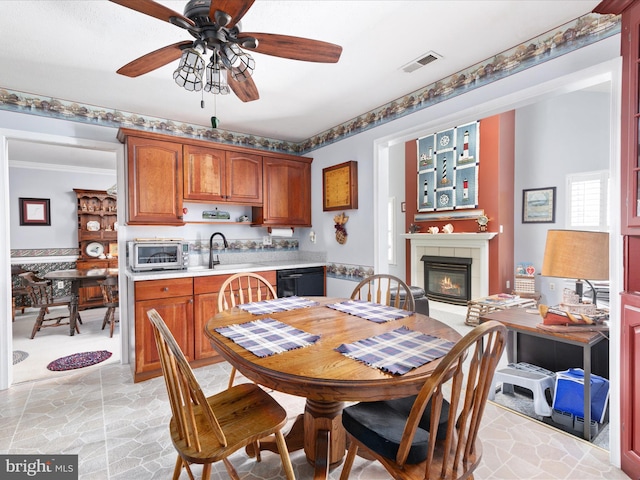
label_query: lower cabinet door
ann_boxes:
[134,296,194,376]
[194,292,222,360]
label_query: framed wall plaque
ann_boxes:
[323,161,358,211]
[522,187,556,223]
[19,197,51,226]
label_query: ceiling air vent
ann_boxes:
[401,51,441,73]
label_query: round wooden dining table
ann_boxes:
[204,296,462,479]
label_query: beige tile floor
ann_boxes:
[0,360,629,480]
[3,302,629,479]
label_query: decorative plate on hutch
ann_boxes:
[86,221,100,231]
[85,242,104,258]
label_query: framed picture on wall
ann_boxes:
[522,187,556,223]
[19,197,51,226]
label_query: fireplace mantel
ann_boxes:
[402,233,498,300]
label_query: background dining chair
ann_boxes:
[98,276,119,337]
[218,272,278,388]
[339,320,507,480]
[350,273,416,312]
[146,309,295,480]
[19,271,80,338]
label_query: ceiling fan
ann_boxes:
[110,0,343,102]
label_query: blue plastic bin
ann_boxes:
[551,368,609,423]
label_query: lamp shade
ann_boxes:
[541,230,609,281]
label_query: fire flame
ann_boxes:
[440,276,461,294]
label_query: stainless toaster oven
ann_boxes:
[127,240,189,272]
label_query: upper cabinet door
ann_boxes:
[183,146,262,205]
[183,145,226,202]
[258,157,311,226]
[126,136,184,225]
[225,151,263,204]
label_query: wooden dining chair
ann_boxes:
[98,276,119,337]
[19,271,79,338]
[350,273,416,312]
[339,320,507,480]
[146,309,295,480]
[218,272,278,388]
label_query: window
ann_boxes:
[566,170,609,231]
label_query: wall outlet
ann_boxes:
[263,235,272,246]
[57,281,64,289]
[506,280,510,289]
[549,282,555,291]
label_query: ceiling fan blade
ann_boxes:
[238,33,342,63]
[117,41,192,77]
[228,75,260,102]
[210,0,255,28]
[109,0,195,27]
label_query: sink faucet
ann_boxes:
[209,232,229,268]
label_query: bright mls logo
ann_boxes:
[1,455,78,479]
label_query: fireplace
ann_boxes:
[421,255,472,305]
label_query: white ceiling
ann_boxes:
[2,0,603,168]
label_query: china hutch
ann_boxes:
[73,188,118,309]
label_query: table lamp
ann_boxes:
[541,230,609,307]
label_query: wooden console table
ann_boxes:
[479,308,609,441]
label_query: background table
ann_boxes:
[466,294,538,326]
[205,297,462,479]
[479,307,609,440]
[44,268,118,336]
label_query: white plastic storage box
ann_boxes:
[551,368,609,423]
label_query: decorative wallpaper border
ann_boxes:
[0,13,619,157]
[326,263,374,283]
[11,238,299,259]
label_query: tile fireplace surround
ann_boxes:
[402,233,498,301]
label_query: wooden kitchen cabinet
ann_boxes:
[594,2,640,477]
[183,145,262,205]
[193,270,276,360]
[120,132,184,225]
[133,278,194,382]
[253,156,312,226]
[118,127,312,227]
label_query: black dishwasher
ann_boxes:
[277,267,325,297]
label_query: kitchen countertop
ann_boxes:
[125,260,327,281]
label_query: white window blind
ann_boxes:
[566,170,609,231]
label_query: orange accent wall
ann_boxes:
[404,112,515,295]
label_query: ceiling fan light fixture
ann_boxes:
[204,59,231,95]
[173,48,205,91]
[220,44,255,82]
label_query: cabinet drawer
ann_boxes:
[194,270,276,294]
[77,259,113,270]
[135,278,193,300]
[194,274,233,295]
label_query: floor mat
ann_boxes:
[47,350,112,371]
[13,350,28,365]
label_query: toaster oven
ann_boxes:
[127,240,189,272]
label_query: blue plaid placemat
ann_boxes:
[326,299,413,323]
[215,318,320,357]
[237,296,319,315]
[336,326,456,375]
